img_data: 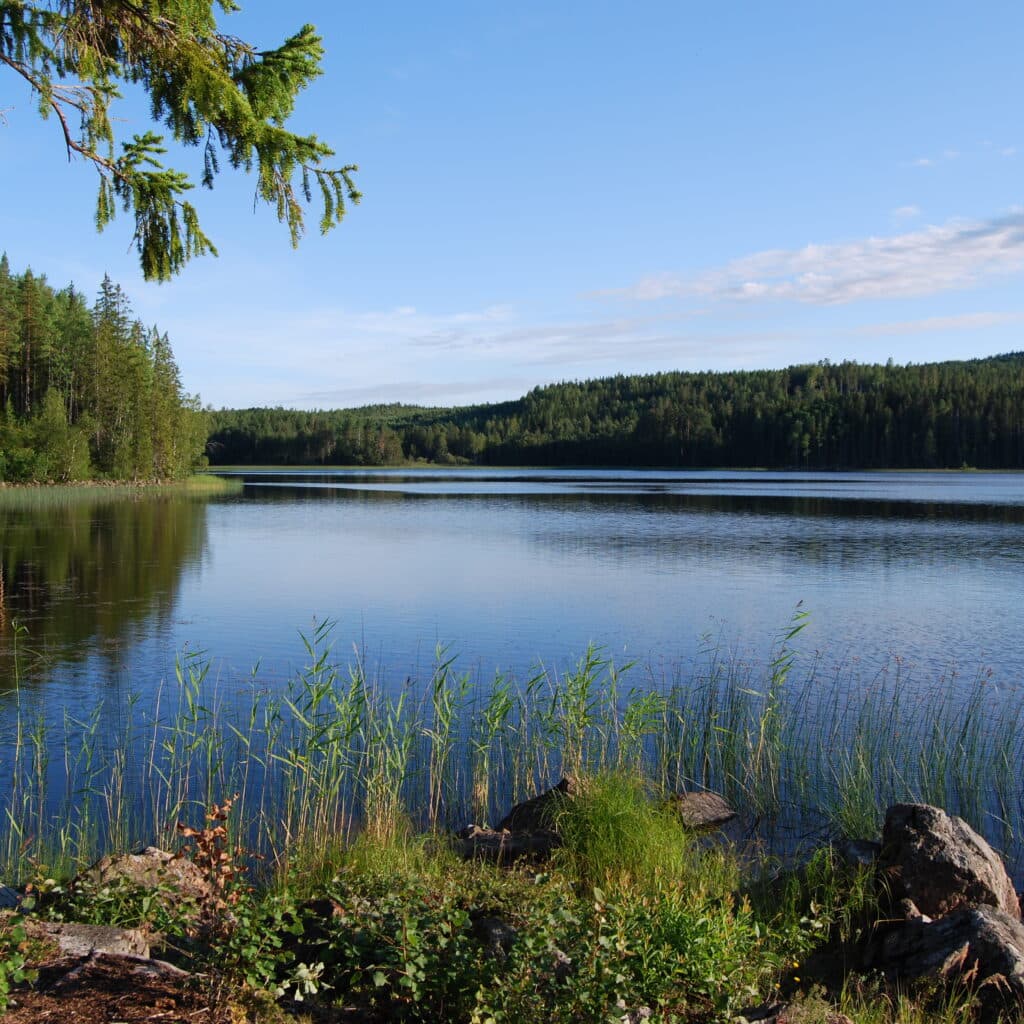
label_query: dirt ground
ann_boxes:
[4,951,389,1023]
[4,953,234,1023]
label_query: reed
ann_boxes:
[0,617,1021,885]
[0,473,240,510]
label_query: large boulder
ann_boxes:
[877,804,1020,920]
[875,905,1024,1018]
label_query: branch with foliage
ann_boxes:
[0,1,360,280]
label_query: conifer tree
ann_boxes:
[0,1,360,280]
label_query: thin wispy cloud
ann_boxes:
[854,312,1024,336]
[891,205,920,220]
[182,296,789,408]
[613,213,1024,306]
[910,148,959,167]
[293,375,536,407]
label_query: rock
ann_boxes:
[552,947,573,983]
[875,905,1024,1017]
[496,777,575,833]
[738,1003,852,1024]
[899,898,932,924]
[471,915,517,960]
[82,846,212,908]
[24,920,150,958]
[836,839,881,868]
[878,804,1020,920]
[455,825,561,864]
[671,790,736,829]
[737,999,787,1022]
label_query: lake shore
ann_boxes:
[3,770,1020,1024]
[0,628,1021,1021]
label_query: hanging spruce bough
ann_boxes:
[0,1,361,280]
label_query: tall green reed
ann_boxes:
[2,613,1023,885]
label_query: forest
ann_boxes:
[0,256,206,483]
[207,353,1024,469]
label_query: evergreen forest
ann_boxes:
[0,256,206,483]
[207,353,1024,470]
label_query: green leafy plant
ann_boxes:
[0,913,37,1011]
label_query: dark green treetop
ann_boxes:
[0,1,360,280]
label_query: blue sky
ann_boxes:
[4,1,1024,408]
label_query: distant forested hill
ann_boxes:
[0,256,206,482]
[207,354,1024,470]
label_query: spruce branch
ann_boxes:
[0,0,360,280]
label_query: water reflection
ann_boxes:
[219,479,1024,574]
[0,491,212,688]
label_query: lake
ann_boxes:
[3,469,1023,701]
[2,469,1023,870]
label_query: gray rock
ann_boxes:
[878,804,1020,920]
[496,777,575,833]
[672,790,737,830]
[455,825,561,864]
[25,919,150,958]
[836,838,881,868]
[876,905,1024,1017]
[82,846,212,908]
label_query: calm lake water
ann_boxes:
[2,469,1024,715]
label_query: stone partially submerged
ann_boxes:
[671,790,737,830]
[495,777,575,833]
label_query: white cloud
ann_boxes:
[293,375,538,407]
[614,212,1024,306]
[891,205,920,220]
[177,295,786,408]
[855,312,1024,336]
[910,148,960,168]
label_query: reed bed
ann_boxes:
[0,472,240,511]
[1,613,1021,884]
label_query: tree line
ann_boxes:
[0,256,206,483]
[206,353,1024,470]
